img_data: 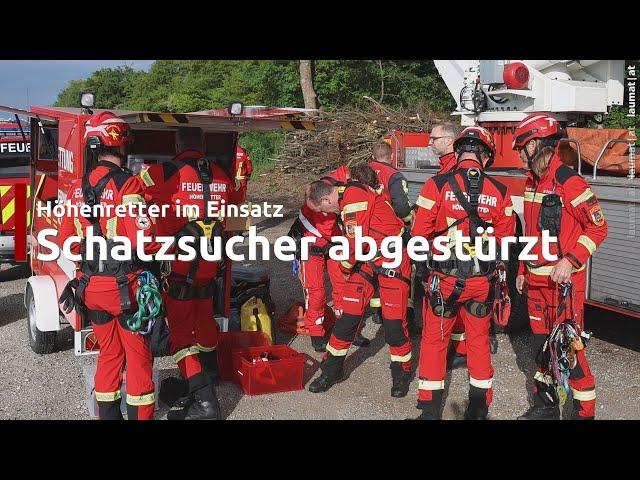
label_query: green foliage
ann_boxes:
[238,131,284,176]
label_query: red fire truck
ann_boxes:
[0,118,31,263]
[0,101,315,354]
[389,60,638,326]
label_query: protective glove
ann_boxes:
[59,278,80,315]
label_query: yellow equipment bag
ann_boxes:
[240,293,275,345]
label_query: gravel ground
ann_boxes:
[1,210,639,420]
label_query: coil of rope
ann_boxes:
[126,271,163,334]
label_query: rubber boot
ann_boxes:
[97,399,123,420]
[390,362,411,398]
[309,353,345,393]
[518,381,560,420]
[167,372,221,420]
[198,350,220,386]
[310,336,327,353]
[464,386,489,420]
[415,391,443,420]
[352,332,370,347]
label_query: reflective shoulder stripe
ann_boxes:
[126,392,155,406]
[416,195,435,210]
[122,194,145,205]
[343,201,369,214]
[195,343,216,353]
[73,218,84,237]
[390,352,412,363]
[299,212,323,238]
[523,191,546,203]
[326,344,349,357]
[451,332,466,341]
[570,188,594,207]
[469,376,493,389]
[577,235,597,255]
[418,379,445,391]
[572,388,596,402]
[172,346,200,364]
[139,169,155,187]
[96,390,122,402]
[534,371,554,385]
[504,206,514,216]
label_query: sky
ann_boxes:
[0,60,154,112]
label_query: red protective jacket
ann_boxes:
[140,149,237,236]
[412,159,515,247]
[233,146,253,203]
[299,165,351,247]
[338,181,405,271]
[518,152,608,285]
[369,159,413,223]
[438,152,457,175]
[58,161,160,302]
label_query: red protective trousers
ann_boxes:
[418,272,494,411]
[324,253,412,376]
[165,260,219,382]
[526,272,596,418]
[300,253,345,336]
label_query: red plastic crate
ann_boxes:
[232,345,304,395]
[217,331,269,382]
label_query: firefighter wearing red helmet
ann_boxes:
[306,170,413,398]
[513,113,608,420]
[412,126,515,420]
[57,111,161,420]
[140,126,239,420]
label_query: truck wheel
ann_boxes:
[26,285,57,354]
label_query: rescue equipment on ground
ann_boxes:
[239,290,276,344]
[277,301,337,336]
[231,344,305,395]
[216,331,270,383]
[492,263,511,327]
[536,282,592,405]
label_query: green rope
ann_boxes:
[127,271,162,332]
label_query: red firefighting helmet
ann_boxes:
[512,113,560,150]
[84,111,134,149]
[453,126,496,167]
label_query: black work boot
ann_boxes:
[371,306,383,325]
[97,399,123,420]
[518,382,560,420]
[198,350,220,386]
[570,399,595,420]
[308,354,345,393]
[464,386,490,420]
[352,332,370,347]
[167,373,221,420]
[406,307,422,338]
[390,362,411,398]
[415,392,443,420]
[310,336,327,353]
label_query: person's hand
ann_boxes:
[515,275,525,294]
[550,258,573,284]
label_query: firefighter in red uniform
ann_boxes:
[513,113,608,420]
[430,123,468,367]
[57,112,159,420]
[306,173,413,398]
[412,127,515,420]
[233,146,253,203]
[289,165,353,352]
[141,126,237,420]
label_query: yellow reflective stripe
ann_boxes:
[527,263,585,275]
[122,194,144,205]
[326,344,349,357]
[370,297,381,308]
[470,377,493,389]
[572,388,596,402]
[504,206,513,216]
[343,201,369,214]
[106,217,118,239]
[570,188,594,207]
[390,352,412,363]
[341,261,354,270]
[172,346,200,364]
[577,235,597,255]
[126,392,155,406]
[139,169,155,187]
[523,191,549,204]
[416,195,435,210]
[451,332,466,341]
[195,343,216,353]
[2,198,15,223]
[418,379,445,391]
[95,390,122,402]
[534,371,553,385]
[73,218,84,237]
